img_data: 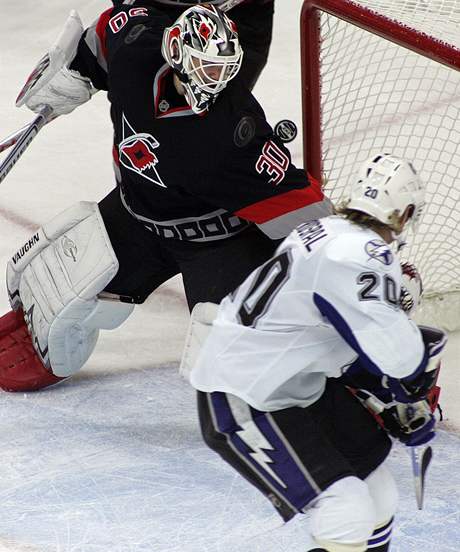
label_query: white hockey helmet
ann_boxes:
[345,153,425,233]
[162,4,243,114]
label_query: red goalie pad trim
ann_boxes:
[0,309,66,392]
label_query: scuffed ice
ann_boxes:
[0,365,459,552]
[1,0,460,550]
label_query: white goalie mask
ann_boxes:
[345,153,426,234]
[162,4,243,114]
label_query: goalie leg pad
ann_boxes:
[7,201,134,379]
[0,309,65,391]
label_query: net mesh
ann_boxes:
[313,0,460,329]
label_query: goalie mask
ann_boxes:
[345,153,426,235]
[162,4,243,114]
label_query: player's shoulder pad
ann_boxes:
[225,83,271,148]
[293,218,332,255]
[104,4,170,47]
[324,218,396,271]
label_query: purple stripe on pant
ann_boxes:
[210,392,320,512]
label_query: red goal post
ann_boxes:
[300,0,460,330]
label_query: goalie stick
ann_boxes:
[411,445,433,510]
[220,0,247,12]
[0,123,31,154]
[0,105,53,185]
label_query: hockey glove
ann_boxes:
[400,261,423,317]
[354,389,435,447]
[386,325,446,403]
[23,66,94,116]
[16,11,95,116]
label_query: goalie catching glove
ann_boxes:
[16,10,95,116]
[1,202,133,392]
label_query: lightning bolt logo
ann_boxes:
[236,422,287,489]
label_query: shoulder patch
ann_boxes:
[274,119,298,143]
[365,239,394,265]
[234,116,256,148]
[125,24,148,44]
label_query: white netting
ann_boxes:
[313,0,460,330]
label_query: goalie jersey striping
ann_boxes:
[190,216,426,411]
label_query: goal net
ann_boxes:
[300,0,460,330]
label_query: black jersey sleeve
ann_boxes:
[69,4,170,92]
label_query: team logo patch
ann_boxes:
[274,119,298,143]
[159,100,170,113]
[365,239,393,265]
[124,23,148,44]
[119,114,166,188]
[234,116,256,148]
[61,235,77,262]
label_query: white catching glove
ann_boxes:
[16,10,96,116]
[24,66,95,116]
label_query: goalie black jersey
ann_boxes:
[69,2,331,242]
[190,216,427,411]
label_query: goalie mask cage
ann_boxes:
[301,0,460,330]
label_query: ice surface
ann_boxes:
[0,1,459,550]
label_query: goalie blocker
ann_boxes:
[0,202,133,392]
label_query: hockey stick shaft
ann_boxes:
[0,123,31,154]
[0,106,53,185]
[220,0,247,12]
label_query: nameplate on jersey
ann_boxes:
[296,220,328,252]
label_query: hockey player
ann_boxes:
[0,4,331,391]
[112,0,275,90]
[187,153,446,552]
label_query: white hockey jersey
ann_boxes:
[190,216,426,411]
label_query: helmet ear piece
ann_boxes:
[171,42,179,62]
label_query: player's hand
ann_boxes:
[16,11,95,116]
[24,66,94,116]
[400,261,422,317]
[387,325,446,403]
[379,400,436,447]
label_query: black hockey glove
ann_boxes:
[386,325,446,403]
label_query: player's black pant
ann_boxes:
[98,187,279,309]
[198,378,392,522]
[150,0,275,91]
